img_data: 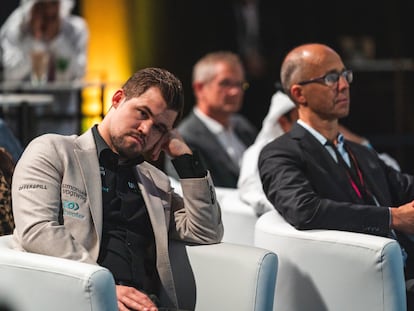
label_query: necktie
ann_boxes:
[326,140,376,205]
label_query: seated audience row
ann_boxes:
[5,34,414,309]
[165,46,414,309]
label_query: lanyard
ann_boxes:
[326,141,374,203]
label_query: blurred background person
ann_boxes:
[0,0,89,140]
[337,123,401,172]
[238,89,297,215]
[0,0,88,82]
[165,51,257,188]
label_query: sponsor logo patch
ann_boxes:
[62,184,87,202]
[62,200,85,219]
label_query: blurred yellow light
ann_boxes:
[79,0,133,133]
[81,116,102,132]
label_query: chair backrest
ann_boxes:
[217,188,258,246]
[170,241,278,311]
[0,234,118,311]
[255,210,407,311]
[169,178,258,246]
[0,234,278,311]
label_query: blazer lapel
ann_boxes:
[190,114,240,174]
[74,132,103,252]
[292,124,340,175]
[292,124,362,202]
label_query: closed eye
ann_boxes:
[137,107,168,134]
[153,123,168,134]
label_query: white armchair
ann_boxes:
[254,210,407,311]
[255,211,406,311]
[0,234,278,311]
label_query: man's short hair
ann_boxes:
[122,67,185,126]
[192,51,244,84]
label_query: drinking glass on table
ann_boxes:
[30,41,50,85]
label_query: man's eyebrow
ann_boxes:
[327,67,346,73]
[140,106,154,117]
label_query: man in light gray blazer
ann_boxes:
[12,68,223,311]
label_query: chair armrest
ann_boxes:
[0,235,118,311]
[255,210,406,311]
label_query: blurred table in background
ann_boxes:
[0,93,54,145]
[0,80,105,146]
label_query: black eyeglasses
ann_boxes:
[297,70,353,87]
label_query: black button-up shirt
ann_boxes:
[92,125,207,295]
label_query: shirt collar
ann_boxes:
[194,107,233,135]
[297,119,344,147]
[92,124,109,155]
[297,119,327,145]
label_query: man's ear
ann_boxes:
[111,89,124,108]
[193,81,205,98]
[290,85,307,106]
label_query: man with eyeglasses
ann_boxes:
[165,51,257,188]
[259,43,414,308]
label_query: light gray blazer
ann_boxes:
[11,128,223,307]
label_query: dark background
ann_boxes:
[151,1,414,174]
[2,0,414,173]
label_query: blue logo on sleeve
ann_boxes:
[62,201,84,219]
[63,201,80,210]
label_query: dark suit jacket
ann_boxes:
[259,123,414,242]
[166,111,257,188]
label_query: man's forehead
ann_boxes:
[149,106,178,128]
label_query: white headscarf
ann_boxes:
[253,90,296,146]
[237,90,296,215]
